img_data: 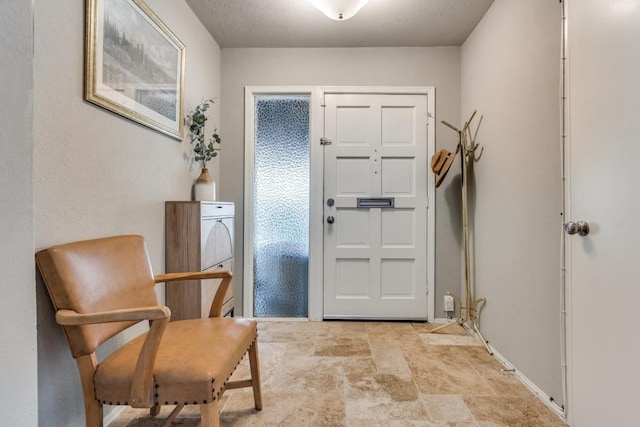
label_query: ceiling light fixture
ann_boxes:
[309,0,369,21]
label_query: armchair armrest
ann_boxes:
[56,306,170,408]
[154,270,232,283]
[154,270,233,318]
[55,306,170,326]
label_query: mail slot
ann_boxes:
[357,197,395,208]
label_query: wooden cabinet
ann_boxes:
[165,201,235,320]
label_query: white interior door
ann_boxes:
[323,92,432,320]
[566,2,640,425]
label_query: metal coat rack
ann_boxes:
[430,110,492,355]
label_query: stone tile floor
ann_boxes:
[111,321,565,427]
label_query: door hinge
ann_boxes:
[321,137,332,146]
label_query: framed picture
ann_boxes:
[85,0,185,140]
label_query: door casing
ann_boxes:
[244,86,435,322]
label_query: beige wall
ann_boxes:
[461,0,563,403]
[220,47,462,317]
[0,1,37,424]
[33,0,221,424]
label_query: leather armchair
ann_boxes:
[36,235,262,427]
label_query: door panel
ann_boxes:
[382,106,415,145]
[567,1,640,425]
[335,259,370,298]
[336,158,370,194]
[323,93,429,319]
[380,259,414,298]
[381,209,415,247]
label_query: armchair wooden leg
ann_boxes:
[150,403,161,416]
[84,399,103,427]
[77,354,103,427]
[248,340,263,410]
[200,400,220,427]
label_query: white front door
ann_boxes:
[566,1,640,425]
[322,92,433,320]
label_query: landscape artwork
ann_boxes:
[85,0,185,139]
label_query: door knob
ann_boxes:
[565,220,590,236]
[326,216,335,224]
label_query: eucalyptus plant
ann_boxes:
[186,99,221,169]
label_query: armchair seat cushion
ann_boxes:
[94,317,257,406]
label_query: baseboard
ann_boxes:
[461,324,566,421]
[104,406,125,426]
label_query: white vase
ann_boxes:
[194,168,216,201]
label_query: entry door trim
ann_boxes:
[320,86,436,321]
[244,86,435,322]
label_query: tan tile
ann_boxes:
[221,391,344,427]
[404,347,494,395]
[257,321,316,343]
[412,322,469,336]
[345,373,428,420]
[398,340,430,357]
[419,333,483,347]
[404,343,452,359]
[412,361,495,396]
[443,424,479,427]
[387,421,425,427]
[453,347,532,397]
[482,373,533,397]
[315,334,371,357]
[387,420,472,426]
[347,419,390,427]
[109,403,217,426]
[368,322,424,347]
[284,340,317,357]
[366,321,417,335]
[387,422,432,427]
[372,333,425,349]
[269,356,344,393]
[421,394,473,422]
[370,344,413,379]
[453,346,503,371]
[463,396,566,427]
[398,424,478,427]
[315,320,368,337]
[341,356,378,376]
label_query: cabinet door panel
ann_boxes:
[201,259,234,317]
[202,218,233,270]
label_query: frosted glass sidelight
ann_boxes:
[253,96,310,317]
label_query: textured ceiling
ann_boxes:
[184,0,495,48]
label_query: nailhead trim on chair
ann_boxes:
[95,333,258,408]
[214,338,257,401]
